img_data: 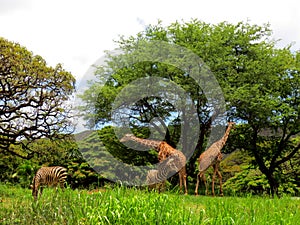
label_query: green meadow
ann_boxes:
[1,184,299,225]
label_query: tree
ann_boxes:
[80,20,300,196]
[0,37,76,159]
[222,34,300,197]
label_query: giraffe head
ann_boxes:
[120,134,134,142]
[227,121,235,129]
[228,121,235,126]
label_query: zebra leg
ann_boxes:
[32,187,38,200]
[59,182,65,191]
[40,186,44,196]
[158,182,162,193]
[159,180,166,193]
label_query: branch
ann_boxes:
[275,141,300,167]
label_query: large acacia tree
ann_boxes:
[0,37,76,159]
[80,20,300,196]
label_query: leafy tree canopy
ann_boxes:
[0,37,76,159]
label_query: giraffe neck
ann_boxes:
[220,123,234,147]
[129,136,162,149]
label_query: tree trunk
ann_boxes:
[265,172,280,198]
[249,128,280,197]
[188,126,208,179]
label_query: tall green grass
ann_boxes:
[1,184,299,224]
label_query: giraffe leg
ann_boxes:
[201,173,209,195]
[179,173,183,194]
[195,172,200,195]
[212,164,218,196]
[183,173,188,195]
[216,168,223,196]
[179,170,188,195]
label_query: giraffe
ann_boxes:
[120,134,188,194]
[195,121,235,196]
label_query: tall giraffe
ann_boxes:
[120,134,188,194]
[195,121,235,196]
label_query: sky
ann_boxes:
[1,0,299,83]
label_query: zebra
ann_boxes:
[146,154,182,192]
[31,166,68,200]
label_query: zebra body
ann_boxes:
[146,155,181,192]
[32,166,68,200]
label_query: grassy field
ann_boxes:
[0,184,299,225]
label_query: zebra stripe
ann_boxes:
[146,155,181,191]
[32,166,68,200]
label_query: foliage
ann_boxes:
[0,37,76,159]
[1,184,300,224]
[221,150,253,177]
[223,165,271,195]
[0,151,26,184]
[11,160,36,188]
[223,165,300,196]
[222,149,300,196]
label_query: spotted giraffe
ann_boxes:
[195,122,235,196]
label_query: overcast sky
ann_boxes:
[1,0,299,82]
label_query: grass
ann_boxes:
[0,184,299,224]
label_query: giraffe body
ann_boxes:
[195,122,235,196]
